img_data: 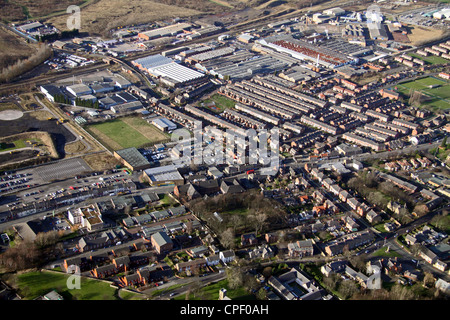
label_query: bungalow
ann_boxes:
[169,205,186,217]
[150,210,170,221]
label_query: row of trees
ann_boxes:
[35,29,79,42]
[0,230,64,272]
[0,43,52,83]
[186,190,288,249]
[74,97,100,109]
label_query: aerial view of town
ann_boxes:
[0,0,449,305]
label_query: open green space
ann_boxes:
[0,139,27,152]
[393,76,450,111]
[173,279,255,300]
[373,247,401,258]
[408,53,449,65]
[85,116,169,150]
[16,270,120,300]
[200,93,236,114]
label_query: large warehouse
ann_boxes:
[143,165,184,186]
[114,147,151,171]
[132,54,206,87]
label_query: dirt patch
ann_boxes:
[82,151,121,171]
[47,0,205,35]
[407,26,446,46]
[0,26,37,71]
[64,140,87,154]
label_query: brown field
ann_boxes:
[0,0,88,22]
[0,26,37,71]
[82,151,121,171]
[47,0,211,35]
[64,140,87,154]
[28,110,53,121]
[407,26,447,46]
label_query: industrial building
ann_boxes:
[114,147,152,171]
[143,165,184,186]
[209,55,289,81]
[258,36,354,69]
[66,84,92,97]
[137,23,192,40]
[132,54,206,87]
[151,117,177,132]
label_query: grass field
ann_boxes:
[0,139,26,152]
[393,76,450,111]
[16,270,119,300]
[174,279,255,300]
[408,53,449,65]
[200,93,236,114]
[372,247,401,258]
[85,116,169,151]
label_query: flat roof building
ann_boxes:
[152,117,177,132]
[143,165,184,186]
[114,147,151,171]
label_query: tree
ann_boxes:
[249,213,268,236]
[220,228,235,249]
[338,280,359,299]
[226,266,244,290]
[256,288,267,300]
[229,214,242,234]
[423,272,435,288]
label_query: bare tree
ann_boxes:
[220,228,236,249]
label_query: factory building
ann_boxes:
[132,54,206,87]
[152,117,177,132]
[114,147,152,171]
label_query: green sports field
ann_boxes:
[393,76,450,111]
[85,116,170,150]
[408,53,449,65]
